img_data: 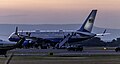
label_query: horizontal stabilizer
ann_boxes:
[96,29,110,36]
[96,33,110,36]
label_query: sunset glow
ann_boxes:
[0,0,120,28]
[0,0,120,11]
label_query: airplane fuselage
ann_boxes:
[9,30,95,43]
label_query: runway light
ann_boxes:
[104,47,107,50]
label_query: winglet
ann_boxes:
[15,27,18,35]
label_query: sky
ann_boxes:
[0,0,120,29]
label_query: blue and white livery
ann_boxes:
[8,10,98,49]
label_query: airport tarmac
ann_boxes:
[1,47,120,64]
[8,47,120,56]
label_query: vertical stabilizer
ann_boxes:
[77,10,97,33]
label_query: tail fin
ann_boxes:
[77,10,97,33]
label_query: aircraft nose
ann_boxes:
[9,37,20,42]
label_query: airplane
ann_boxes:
[8,9,106,51]
[0,36,25,57]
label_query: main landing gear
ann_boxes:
[115,47,120,52]
[67,45,83,51]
